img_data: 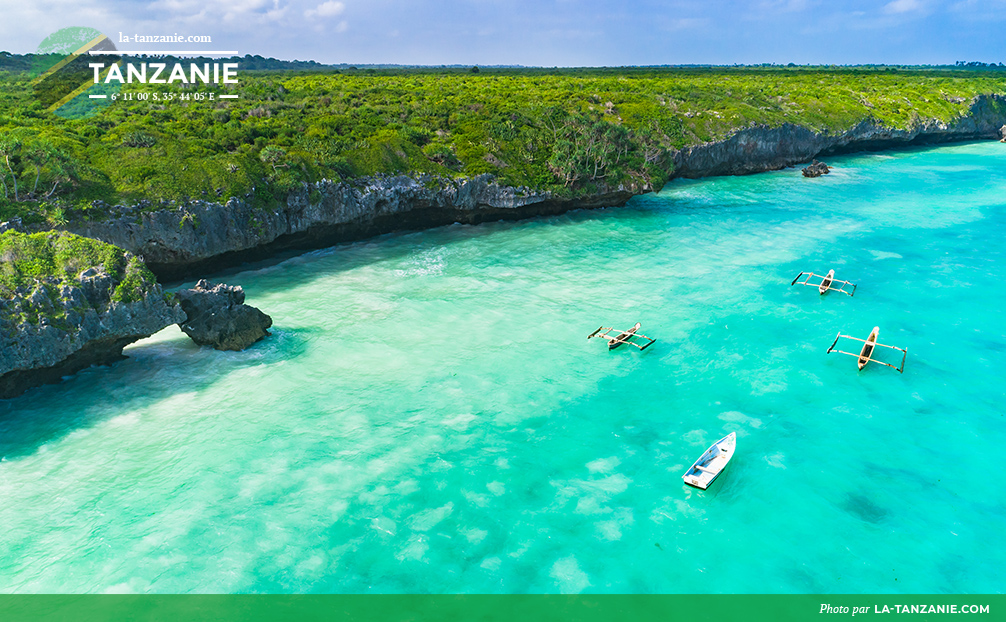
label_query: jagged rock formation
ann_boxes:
[65,175,648,281]
[1000,124,1006,142]
[0,233,185,399]
[802,160,831,177]
[176,280,272,351]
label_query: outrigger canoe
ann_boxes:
[791,270,857,297]
[682,432,736,490]
[587,322,656,351]
[827,326,907,373]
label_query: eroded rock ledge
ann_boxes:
[66,175,647,281]
[670,94,1006,178]
[802,160,831,177]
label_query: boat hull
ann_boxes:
[609,323,640,350]
[682,432,737,490]
[819,269,835,294]
[858,326,879,370]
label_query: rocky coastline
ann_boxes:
[0,232,273,399]
[0,294,184,399]
[670,95,1006,177]
[65,175,644,282]
[3,96,1005,399]
[53,95,1006,282]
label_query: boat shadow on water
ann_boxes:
[0,326,320,461]
[841,492,889,524]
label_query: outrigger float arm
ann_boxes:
[827,332,907,373]
[627,338,656,351]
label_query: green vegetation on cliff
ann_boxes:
[0,64,1004,225]
[0,231,157,326]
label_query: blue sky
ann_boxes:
[1,0,1004,65]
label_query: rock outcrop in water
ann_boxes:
[176,280,272,351]
[0,233,185,399]
[802,160,831,177]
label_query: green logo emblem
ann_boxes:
[31,27,121,118]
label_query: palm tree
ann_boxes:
[43,150,79,199]
[25,141,55,198]
[259,145,288,173]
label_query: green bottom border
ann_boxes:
[0,595,1001,621]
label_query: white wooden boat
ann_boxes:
[608,323,640,350]
[682,432,736,490]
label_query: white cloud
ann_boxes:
[758,0,811,12]
[335,20,349,33]
[264,8,287,21]
[148,0,273,23]
[883,0,922,14]
[305,0,345,18]
[264,0,287,21]
[661,17,710,32]
[0,0,156,54]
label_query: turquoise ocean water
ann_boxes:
[1,142,1005,594]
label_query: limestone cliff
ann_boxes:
[61,94,1006,281]
[671,94,1006,178]
[66,175,646,281]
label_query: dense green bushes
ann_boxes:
[0,231,159,327]
[0,230,154,297]
[0,65,1004,224]
[111,255,156,304]
[0,230,119,293]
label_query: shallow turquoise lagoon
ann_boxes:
[2,142,1005,594]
